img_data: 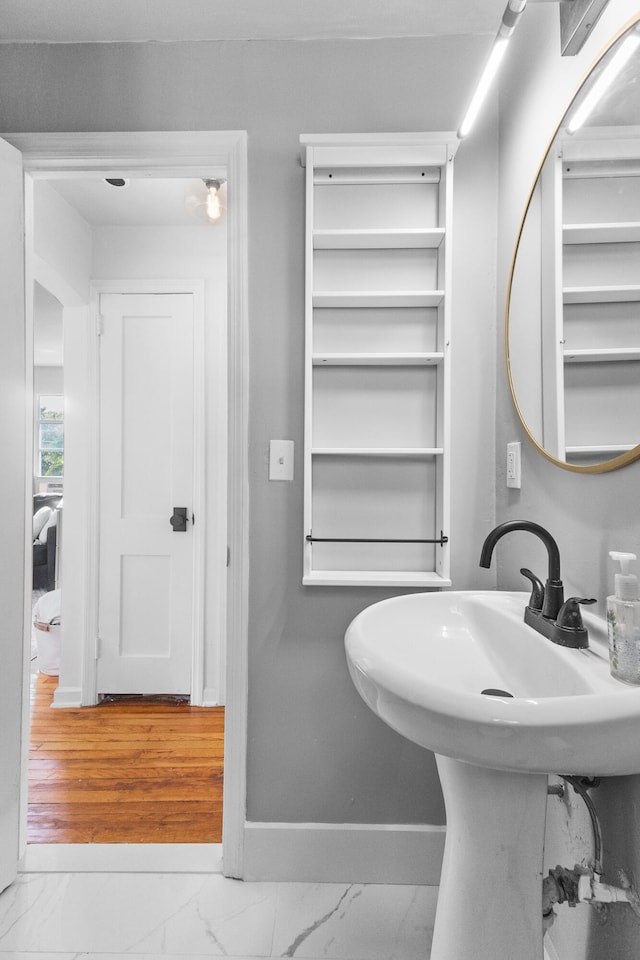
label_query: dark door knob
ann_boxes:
[169,507,189,532]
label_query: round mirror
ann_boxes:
[507,17,640,473]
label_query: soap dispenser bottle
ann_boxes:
[607,551,640,684]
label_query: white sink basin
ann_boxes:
[345,589,640,959]
[345,590,640,776]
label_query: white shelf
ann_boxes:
[563,284,640,304]
[552,150,640,465]
[313,228,445,249]
[565,443,638,456]
[311,447,444,457]
[564,347,640,363]
[303,134,454,587]
[312,352,443,366]
[303,570,452,587]
[563,221,640,244]
[313,290,444,308]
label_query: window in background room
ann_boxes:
[37,395,64,483]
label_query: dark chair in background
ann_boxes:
[33,495,62,592]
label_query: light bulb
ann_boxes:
[206,182,222,221]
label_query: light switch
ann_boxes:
[506,441,521,489]
[269,439,294,481]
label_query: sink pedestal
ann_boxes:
[432,755,549,960]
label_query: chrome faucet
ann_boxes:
[479,520,595,648]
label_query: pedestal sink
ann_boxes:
[345,591,640,960]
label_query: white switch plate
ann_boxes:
[506,441,521,489]
[269,439,294,481]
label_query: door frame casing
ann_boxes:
[10,131,249,879]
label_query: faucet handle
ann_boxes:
[554,597,597,649]
[520,567,545,612]
[556,597,597,630]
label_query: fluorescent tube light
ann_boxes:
[458,0,527,139]
[567,29,640,132]
[459,38,509,138]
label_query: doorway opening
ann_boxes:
[27,176,227,846]
[10,132,249,878]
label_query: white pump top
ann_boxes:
[609,551,639,602]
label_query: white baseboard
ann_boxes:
[51,685,82,708]
[203,686,223,707]
[19,827,445,885]
[242,822,445,884]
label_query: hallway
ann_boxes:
[29,674,223,843]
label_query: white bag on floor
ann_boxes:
[32,589,62,676]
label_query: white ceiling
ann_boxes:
[50,178,223,228]
[16,1,556,228]
[0,0,516,44]
[26,1,517,228]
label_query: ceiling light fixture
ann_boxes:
[458,0,527,139]
[204,179,225,221]
[566,27,640,132]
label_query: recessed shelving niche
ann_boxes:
[300,133,458,587]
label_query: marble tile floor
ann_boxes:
[0,869,438,960]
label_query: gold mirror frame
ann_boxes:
[506,14,640,474]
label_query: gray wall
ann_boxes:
[0,35,499,826]
[498,2,640,956]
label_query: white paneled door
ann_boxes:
[97,293,196,695]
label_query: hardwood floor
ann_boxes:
[28,673,224,844]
